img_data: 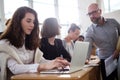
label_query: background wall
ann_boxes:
[78,0,96,34]
[103,10,120,23]
[0,0,119,34]
[0,0,5,32]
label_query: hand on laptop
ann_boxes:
[37,57,70,72]
[54,57,70,68]
[85,59,89,64]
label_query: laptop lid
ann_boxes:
[69,41,89,73]
[40,41,89,73]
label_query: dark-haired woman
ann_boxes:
[0,7,69,80]
[40,18,71,62]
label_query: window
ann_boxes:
[4,0,28,19]
[33,0,55,23]
[103,0,120,13]
[4,0,80,39]
[58,0,79,24]
[58,0,79,39]
[33,0,79,39]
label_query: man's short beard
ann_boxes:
[92,17,101,24]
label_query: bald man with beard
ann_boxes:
[84,3,120,80]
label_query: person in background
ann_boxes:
[40,18,71,62]
[0,7,69,80]
[74,35,84,43]
[84,3,120,80]
[62,23,80,57]
[77,35,84,41]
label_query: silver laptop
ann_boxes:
[40,41,89,74]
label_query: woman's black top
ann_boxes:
[40,38,71,62]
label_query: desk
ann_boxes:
[11,55,100,80]
[11,66,100,80]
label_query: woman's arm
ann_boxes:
[7,58,39,74]
[8,57,70,74]
[57,39,71,62]
[37,57,70,72]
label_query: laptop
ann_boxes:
[40,41,89,74]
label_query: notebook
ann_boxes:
[40,41,89,74]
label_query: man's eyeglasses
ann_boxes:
[87,9,100,16]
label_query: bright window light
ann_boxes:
[4,0,28,19]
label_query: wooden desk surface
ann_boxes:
[11,66,100,80]
[11,56,100,80]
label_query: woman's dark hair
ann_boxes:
[68,23,80,33]
[79,35,84,40]
[5,18,11,26]
[41,18,60,38]
[0,6,40,50]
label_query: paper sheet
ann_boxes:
[105,55,117,76]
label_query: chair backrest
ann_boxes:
[118,56,120,80]
[103,10,120,23]
[0,53,10,80]
[0,32,3,36]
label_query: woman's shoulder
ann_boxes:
[0,39,9,45]
[55,38,62,42]
[41,38,48,42]
[0,39,13,50]
[55,38,63,46]
[40,38,48,45]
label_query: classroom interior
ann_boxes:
[0,0,120,80]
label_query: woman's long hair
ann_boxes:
[0,6,40,50]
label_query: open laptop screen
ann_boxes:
[40,41,89,74]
